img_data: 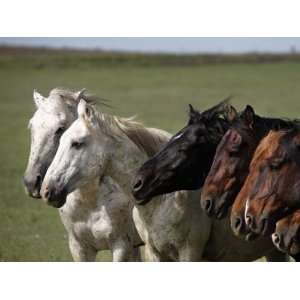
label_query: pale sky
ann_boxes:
[0,37,300,53]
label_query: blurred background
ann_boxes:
[1,37,300,261]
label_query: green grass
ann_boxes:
[1,48,300,261]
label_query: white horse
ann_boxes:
[41,99,286,261]
[24,88,168,261]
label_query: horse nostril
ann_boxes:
[234,216,242,230]
[204,199,212,213]
[133,179,143,192]
[273,233,281,245]
[260,217,268,234]
[43,187,50,199]
[245,215,252,226]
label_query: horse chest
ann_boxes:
[61,204,112,251]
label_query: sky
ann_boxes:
[0,37,300,54]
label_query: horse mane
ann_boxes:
[258,115,300,131]
[49,87,108,106]
[93,111,171,157]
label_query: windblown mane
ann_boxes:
[49,87,106,106]
[93,111,170,157]
[257,116,300,132]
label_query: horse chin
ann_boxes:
[289,242,300,256]
[132,184,159,205]
[245,231,259,241]
[48,197,67,208]
[25,188,42,199]
[134,197,153,206]
[46,189,68,208]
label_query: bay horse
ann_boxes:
[24,88,152,261]
[200,105,295,236]
[244,129,300,237]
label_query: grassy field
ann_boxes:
[1,47,300,261]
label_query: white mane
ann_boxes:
[93,111,170,157]
[49,87,107,108]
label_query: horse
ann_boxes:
[132,99,233,201]
[43,99,289,261]
[244,129,300,237]
[240,129,300,263]
[23,88,149,261]
[272,210,300,258]
[200,105,296,236]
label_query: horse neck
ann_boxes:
[198,119,230,185]
[103,127,170,218]
[70,177,101,209]
[106,134,149,196]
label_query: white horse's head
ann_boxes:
[23,88,85,198]
[41,100,109,207]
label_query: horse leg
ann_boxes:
[68,235,97,262]
[178,246,204,262]
[110,239,141,262]
[131,246,142,262]
[265,248,290,262]
[143,243,162,262]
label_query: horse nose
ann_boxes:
[259,217,268,235]
[245,214,253,227]
[23,173,42,198]
[233,216,242,231]
[202,198,213,215]
[42,186,51,200]
[133,178,144,192]
[272,233,281,246]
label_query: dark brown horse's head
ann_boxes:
[272,210,300,256]
[201,105,258,218]
[132,99,234,204]
[245,129,300,236]
[230,132,268,240]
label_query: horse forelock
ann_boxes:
[49,87,98,106]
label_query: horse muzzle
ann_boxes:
[41,183,68,208]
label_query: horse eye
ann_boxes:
[268,158,282,170]
[228,146,240,156]
[71,141,84,149]
[55,127,65,135]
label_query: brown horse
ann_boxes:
[273,210,300,256]
[201,105,296,233]
[244,129,300,237]
[201,105,257,219]
[230,131,284,240]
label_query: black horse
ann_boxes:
[132,98,234,204]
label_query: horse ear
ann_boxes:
[74,88,86,101]
[188,104,201,124]
[241,105,255,128]
[33,89,46,108]
[78,99,97,129]
[202,97,232,120]
[225,105,238,123]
